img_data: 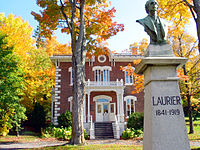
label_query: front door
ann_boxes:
[96,99,116,122]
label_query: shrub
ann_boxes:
[121,128,134,139]
[42,126,72,140]
[84,129,89,140]
[57,110,72,128]
[121,128,143,140]
[127,112,144,130]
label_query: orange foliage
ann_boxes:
[45,36,71,56]
[32,0,124,56]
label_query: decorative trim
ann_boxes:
[124,95,137,101]
[93,95,112,102]
[92,66,112,71]
[98,55,106,63]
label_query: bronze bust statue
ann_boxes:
[136,0,167,45]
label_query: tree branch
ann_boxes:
[60,0,72,33]
[182,0,197,21]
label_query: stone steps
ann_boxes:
[94,122,114,139]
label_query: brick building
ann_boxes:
[50,51,144,139]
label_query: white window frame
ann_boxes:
[68,67,73,86]
[93,66,111,82]
[123,67,135,85]
[124,96,137,118]
[68,96,73,112]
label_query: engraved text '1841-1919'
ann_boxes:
[152,96,182,116]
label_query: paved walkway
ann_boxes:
[0,139,199,149]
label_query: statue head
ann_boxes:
[145,0,158,14]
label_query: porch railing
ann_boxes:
[86,79,123,87]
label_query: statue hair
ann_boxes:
[145,0,158,14]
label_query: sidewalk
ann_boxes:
[0,139,199,149]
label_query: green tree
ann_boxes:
[0,33,26,136]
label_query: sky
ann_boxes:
[1,0,197,52]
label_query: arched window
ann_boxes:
[93,66,112,82]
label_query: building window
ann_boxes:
[126,99,135,117]
[98,55,106,63]
[97,104,101,113]
[110,103,115,113]
[103,70,109,82]
[124,96,137,118]
[125,71,133,85]
[95,69,101,82]
[68,67,73,85]
[93,66,111,83]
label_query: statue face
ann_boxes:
[148,0,158,12]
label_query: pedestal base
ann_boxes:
[135,56,190,150]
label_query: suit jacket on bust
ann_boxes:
[136,15,166,44]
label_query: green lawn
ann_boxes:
[186,117,200,142]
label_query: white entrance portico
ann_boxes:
[84,79,125,123]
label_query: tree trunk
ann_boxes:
[182,65,194,134]
[70,57,85,144]
[187,95,194,134]
[70,0,86,145]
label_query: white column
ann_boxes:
[120,92,124,122]
[88,92,90,122]
[133,100,136,113]
[116,92,120,122]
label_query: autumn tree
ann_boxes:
[158,0,200,54]
[172,32,200,133]
[32,0,124,144]
[121,39,148,94]
[0,33,26,136]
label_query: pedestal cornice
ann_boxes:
[135,57,188,75]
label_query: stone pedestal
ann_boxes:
[135,45,190,150]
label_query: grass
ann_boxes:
[0,135,40,143]
[185,117,200,126]
[186,117,200,142]
[30,144,143,150]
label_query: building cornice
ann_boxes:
[50,54,144,63]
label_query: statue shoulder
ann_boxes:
[136,16,151,26]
